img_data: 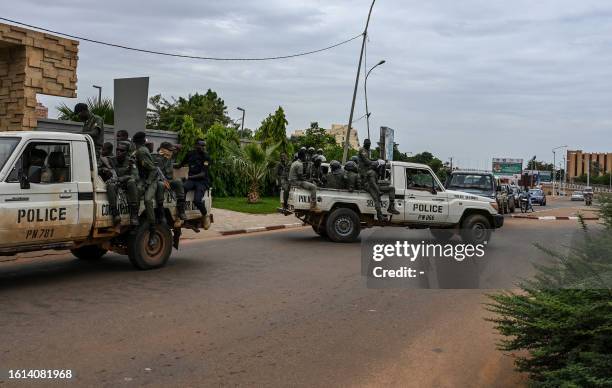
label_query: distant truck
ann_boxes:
[445,170,514,214]
[0,131,212,269]
[282,161,503,244]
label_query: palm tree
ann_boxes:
[227,142,279,203]
[56,97,114,125]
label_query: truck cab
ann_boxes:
[0,131,212,269]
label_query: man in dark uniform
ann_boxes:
[325,160,346,189]
[358,139,400,221]
[116,130,136,153]
[132,131,157,229]
[344,161,361,192]
[276,152,290,210]
[289,148,319,211]
[106,141,140,226]
[154,142,187,220]
[75,103,104,164]
[179,139,211,217]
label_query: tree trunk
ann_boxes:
[247,182,260,203]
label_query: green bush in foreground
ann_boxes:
[487,194,612,387]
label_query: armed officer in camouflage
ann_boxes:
[289,148,319,211]
[132,131,157,230]
[358,139,400,221]
[75,103,104,165]
[154,142,187,221]
[325,160,346,189]
[276,152,290,210]
[344,160,361,192]
[106,141,140,226]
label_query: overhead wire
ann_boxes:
[0,17,363,61]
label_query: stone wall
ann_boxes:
[0,23,78,131]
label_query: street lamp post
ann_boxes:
[92,85,102,104]
[237,107,245,132]
[364,59,386,141]
[552,145,567,197]
[342,0,377,164]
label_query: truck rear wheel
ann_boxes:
[325,208,360,243]
[312,224,328,237]
[127,222,173,270]
[460,214,492,244]
[71,245,107,260]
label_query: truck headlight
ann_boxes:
[490,202,499,212]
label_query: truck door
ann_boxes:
[403,167,449,224]
[0,141,80,247]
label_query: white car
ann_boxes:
[283,161,503,244]
[571,191,584,201]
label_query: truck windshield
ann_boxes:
[0,137,20,173]
[448,174,493,191]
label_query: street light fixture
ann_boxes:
[342,0,377,164]
[364,59,386,141]
[236,107,245,132]
[92,85,102,104]
[552,145,567,197]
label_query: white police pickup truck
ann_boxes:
[283,161,503,243]
[0,131,212,269]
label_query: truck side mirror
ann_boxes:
[19,171,30,190]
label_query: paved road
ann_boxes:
[0,218,589,387]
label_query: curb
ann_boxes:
[219,222,306,236]
[510,215,599,221]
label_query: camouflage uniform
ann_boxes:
[134,144,157,227]
[325,171,346,189]
[289,159,318,210]
[106,142,140,225]
[357,146,383,218]
[154,152,186,219]
[82,114,105,164]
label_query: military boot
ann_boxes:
[129,204,140,226]
[387,200,401,215]
[176,200,187,220]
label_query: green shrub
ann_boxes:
[487,194,612,387]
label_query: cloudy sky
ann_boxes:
[6,0,612,168]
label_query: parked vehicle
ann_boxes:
[571,191,584,201]
[0,132,213,269]
[528,188,546,206]
[283,162,503,244]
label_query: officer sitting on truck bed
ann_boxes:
[358,139,400,221]
[179,139,211,219]
[154,142,187,221]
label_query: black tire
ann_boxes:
[460,214,492,244]
[325,208,360,243]
[71,245,107,260]
[430,228,455,240]
[127,222,173,270]
[312,224,328,237]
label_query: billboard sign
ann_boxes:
[492,158,523,176]
[380,126,395,161]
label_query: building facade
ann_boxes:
[292,123,360,150]
[566,150,612,180]
[0,22,78,131]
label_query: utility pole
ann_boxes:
[93,85,102,104]
[237,107,245,132]
[342,0,376,163]
[364,59,385,141]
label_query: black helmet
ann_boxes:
[313,155,323,165]
[330,160,341,172]
[74,102,88,114]
[299,146,307,153]
[316,148,323,155]
[345,161,357,172]
[297,148,307,160]
[350,155,359,163]
[308,147,315,153]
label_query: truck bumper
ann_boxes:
[493,214,504,228]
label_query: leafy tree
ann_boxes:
[487,194,612,387]
[57,97,114,125]
[292,122,336,150]
[176,115,205,163]
[147,90,231,132]
[205,123,242,197]
[227,142,279,203]
[255,106,290,152]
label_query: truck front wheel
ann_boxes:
[326,208,360,243]
[127,223,173,270]
[460,214,492,244]
[71,245,107,260]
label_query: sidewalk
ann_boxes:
[181,207,304,240]
[511,202,599,220]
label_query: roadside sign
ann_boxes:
[492,158,523,176]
